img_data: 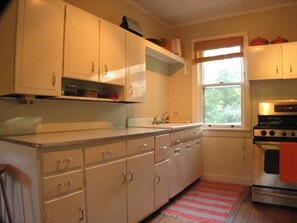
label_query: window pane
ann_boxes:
[204,85,241,125]
[202,58,242,84]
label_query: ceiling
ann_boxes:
[126,0,297,28]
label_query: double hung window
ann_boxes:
[193,36,244,127]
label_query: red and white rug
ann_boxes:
[162,180,244,223]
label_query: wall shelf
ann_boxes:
[145,40,185,65]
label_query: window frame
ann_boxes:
[192,32,250,130]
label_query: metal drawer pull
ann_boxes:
[57,157,72,164]
[128,170,134,182]
[58,180,73,187]
[79,206,84,221]
[160,146,168,151]
[52,72,56,86]
[156,174,161,183]
[122,172,126,184]
[186,144,191,149]
[290,65,293,73]
[104,64,108,76]
[276,65,279,74]
[139,143,148,151]
[91,61,95,73]
[174,148,180,154]
[175,139,181,145]
[102,150,114,160]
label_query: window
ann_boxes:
[194,36,244,128]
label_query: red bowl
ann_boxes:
[249,37,269,46]
[271,36,288,44]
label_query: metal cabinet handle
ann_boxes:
[129,85,133,95]
[139,143,148,151]
[160,146,168,151]
[122,172,126,184]
[175,139,181,145]
[102,150,114,160]
[92,61,95,73]
[174,148,180,154]
[156,174,161,184]
[57,157,72,164]
[58,180,73,187]
[104,64,108,76]
[52,72,56,86]
[186,144,191,149]
[79,206,84,221]
[128,170,134,181]
[276,65,279,74]
[290,65,293,73]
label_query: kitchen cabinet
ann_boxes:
[84,142,126,223]
[44,191,85,223]
[127,137,155,223]
[247,44,282,80]
[247,42,297,80]
[0,0,65,96]
[125,31,146,102]
[99,19,125,86]
[155,160,169,209]
[282,42,297,79]
[193,138,202,181]
[42,149,85,223]
[184,140,194,187]
[63,5,99,82]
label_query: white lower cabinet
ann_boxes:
[155,160,169,209]
[44,191,85,223]
[193,138,202,181]
[85,159,127,223]
[169,143,185,198]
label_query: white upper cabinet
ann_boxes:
[0,0,65,96]
[282,42,297,79]
[125,31,146,102]
[99,19,125,86]
[247,42,297,80]
[63,5,99,82]
[247,44,283,80]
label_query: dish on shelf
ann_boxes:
[249,37,269,46]
[271,36,288,44]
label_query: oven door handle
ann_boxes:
[254,141,280,146]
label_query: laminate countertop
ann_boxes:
[0,127,170,149]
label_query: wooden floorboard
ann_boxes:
[142,186,297,223]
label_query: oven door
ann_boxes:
[253,141,297,207]
[253,141,297,190]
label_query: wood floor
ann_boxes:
[141,186,297,223]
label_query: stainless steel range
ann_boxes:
[252,101,297,208]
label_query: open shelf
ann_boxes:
[145,40,185,64]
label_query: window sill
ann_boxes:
[202,127,252,138]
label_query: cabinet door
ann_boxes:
[64,5,99,82]
[99,19,125,86]
[168,143,185,198]
[247,44,282,80]
[44,191,85,223]
[283,42,297,79]
[184,140,194,186]
[85,159,126,223]
[155,160,169,209]
[193,138,202,181]
[127,152,154,223]
[15,0,64,96]
[125,31,146,102]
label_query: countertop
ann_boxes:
[0,127,170,149]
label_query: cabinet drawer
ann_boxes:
[170,131,185,146]
[43,170,83,199]
[155,134,170,163]
[184,127,202,141]
[42,149,82,174]
[85,142,125,165]
[127,136,154,156]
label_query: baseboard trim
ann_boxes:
[202,173,252,186]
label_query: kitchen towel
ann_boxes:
[162,179,244,223]
[280,142,297,184]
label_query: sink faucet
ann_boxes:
[161,112,178,123]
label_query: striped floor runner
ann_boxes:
[162,180,244,223]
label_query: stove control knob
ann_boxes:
[282,132,287,137]
[291,132,296,137]
[269,130,275,136]
[261,130,267,136]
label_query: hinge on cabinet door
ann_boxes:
[19,95,35,104]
